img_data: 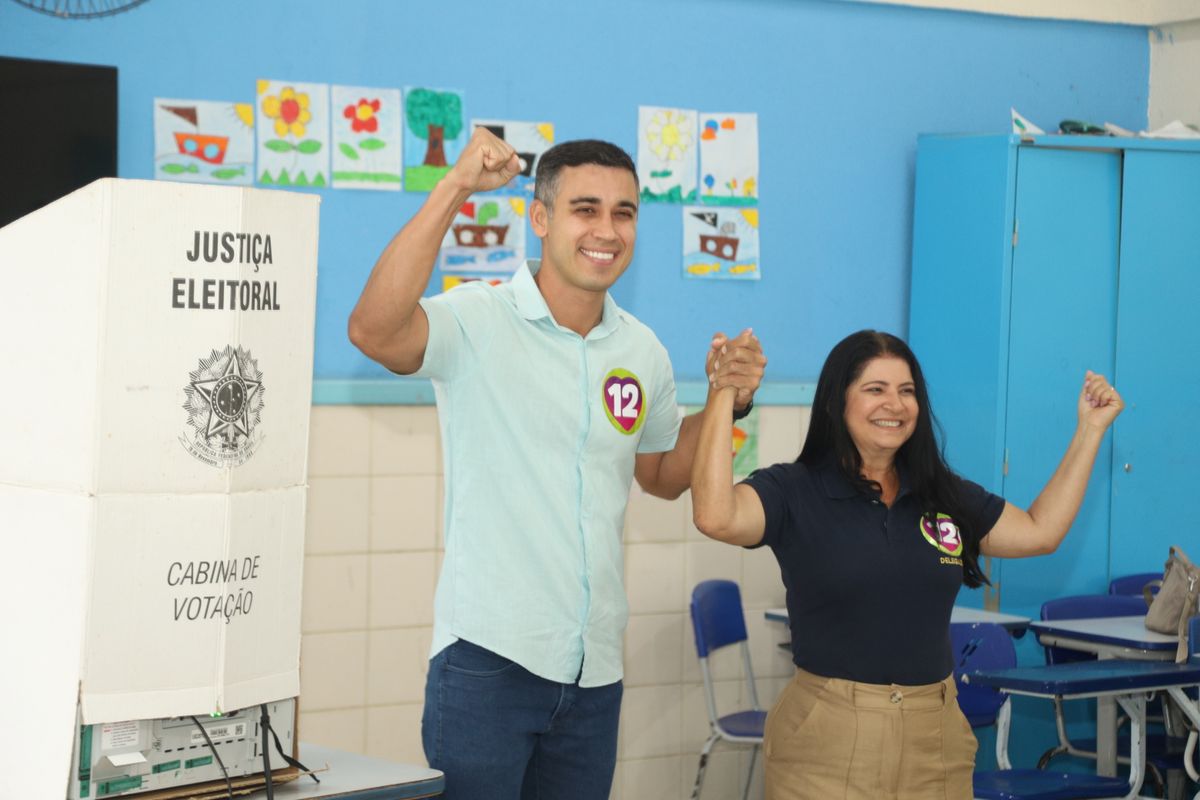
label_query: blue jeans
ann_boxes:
[422,639,623,800]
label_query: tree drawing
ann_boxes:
[406,89,463,167]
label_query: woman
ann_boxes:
[693,329,1123,800]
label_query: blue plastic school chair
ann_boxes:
[951,621,1016,727]
[1108,572,1162,598]
[688,580,766,800]
[952,622,1134,800]
[1037,594,1171,782]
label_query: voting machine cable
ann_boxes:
[189,715,234,799]
[259,704,274,799]
[259,702,319,786]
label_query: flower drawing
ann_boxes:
[262,86,312,138]
[344,98,381,133]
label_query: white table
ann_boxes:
[948,606,1032,631]
[764,605,1031,631]
[1030,616,1179,661]
[270,743,443,799]
[1029,616,1179,778]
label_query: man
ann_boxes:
[348,127,764,799]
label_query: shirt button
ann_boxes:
[889,690,903,704]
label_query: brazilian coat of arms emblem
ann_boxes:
[181,345,264,467]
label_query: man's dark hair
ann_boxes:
[533,139,638,210]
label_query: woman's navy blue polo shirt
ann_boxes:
[743,459,1005,686]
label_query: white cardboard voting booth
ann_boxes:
[0,179,319,799]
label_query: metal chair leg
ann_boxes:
[1144,761,1165,798]
[741,744,759,800]
[689,733,719,800]
[1037,744,1068,770]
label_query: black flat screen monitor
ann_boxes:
[0,55,118,228]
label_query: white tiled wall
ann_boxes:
[300,404,810,799]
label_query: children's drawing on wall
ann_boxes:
[684,404,759,480]
[404,87,465,192]
[637,106,697,203]
[470,119,554,195]
[683,207,760,280]
[441,274,510,292]
[332,86,402,190]
[256,80,330,187]
[439,195,526,276]
[699,112,758,206]
[153,99,254,185]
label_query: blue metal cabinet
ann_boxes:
[910,134,1200,618]
[1110,150,1200,575]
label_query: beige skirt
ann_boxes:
[764,667,977,800]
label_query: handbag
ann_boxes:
[1143,545,1200,663]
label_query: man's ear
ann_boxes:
[529,198,549,238]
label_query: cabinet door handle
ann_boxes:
[1123,463,1132,473]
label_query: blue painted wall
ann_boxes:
[0,0,1149,382]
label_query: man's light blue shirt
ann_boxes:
[414,260,681,687]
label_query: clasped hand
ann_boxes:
[707,328,767,411]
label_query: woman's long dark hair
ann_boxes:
[798,330,989,587]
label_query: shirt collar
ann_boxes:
[817,459,859,500]
[513,259,623,338]
[817,455,913,501]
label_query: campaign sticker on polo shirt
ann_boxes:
[603,368,646,435]
[921,513,963,557]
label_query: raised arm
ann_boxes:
[981,371,1124,558]
[634,329,765,500]
[348,127,521,374]
[687,331,767,546]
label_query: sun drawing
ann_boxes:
[231,103,254,130]
[646,110,693,163]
